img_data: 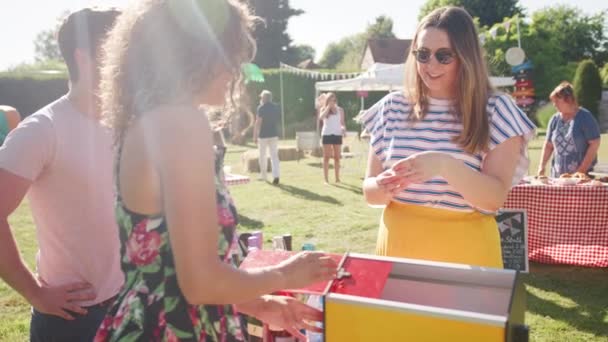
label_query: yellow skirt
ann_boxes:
[376,202,503,268]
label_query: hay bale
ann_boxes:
[278,146,303,161]
[242,150,272,173]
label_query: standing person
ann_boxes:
[537,81,601,178]
[95,1,336,341]
[319,92,346,184]
[253,90,281,184]
[361,6,536,268]
[0,8,123,341]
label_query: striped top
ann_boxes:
[362,92,536,213]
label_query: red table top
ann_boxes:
[239,250,344,294]
[239,250,394,297]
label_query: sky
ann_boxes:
[0,0,606,70]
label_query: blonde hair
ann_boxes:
[322,92,337,114]
[100,0,257,145]
[550,81,578,105]
[405,6,494,153]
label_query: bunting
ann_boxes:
[279,63,360,81]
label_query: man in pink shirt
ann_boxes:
[0,8,123,341]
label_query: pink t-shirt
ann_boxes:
[0,96,123,305]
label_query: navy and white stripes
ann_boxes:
[362,92,536,213]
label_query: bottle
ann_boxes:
[302,242,315,251]
[247,236,260,252]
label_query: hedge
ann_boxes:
[573,60,603,120]
[0,69,393,138]
[0,73,68,116]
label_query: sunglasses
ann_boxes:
[557,86,573,97]
[412,48,456,65]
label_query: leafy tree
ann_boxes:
[283,44,315,66]
[318,41,350,69]
[531,6,607,66]
[33,11,68,62]
[365,15,396,39]
[601,63,608,88]
[419,0,523,27]
[319,16,396,70]
[250,0,303,68]
[481,5,607,99]
[34,30,62,62]
[573,60,603,120]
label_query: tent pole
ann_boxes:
[315,87,320,136]
[280,65,285,139]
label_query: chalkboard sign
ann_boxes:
[495,209,528,272]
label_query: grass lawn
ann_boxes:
[1,134,607,341]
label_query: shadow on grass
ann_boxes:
[226,143,256,153]
[237,214,264,229]
[333,182,363,195]
[276,184,343,205]
[524,263,608,337]
[307,162,334,169]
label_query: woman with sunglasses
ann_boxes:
[361,6,535,268]
[537,81,601,178]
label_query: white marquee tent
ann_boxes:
[315,63,515,93]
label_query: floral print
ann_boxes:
[95,149,246,341]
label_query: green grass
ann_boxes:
[1,134,607,341]
[535,103,556,129]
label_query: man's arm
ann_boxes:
[0,169,38,302]
[0,170,95,319]
[0,115,95,319]
[253,116,262,144]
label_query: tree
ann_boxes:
[531,6,607,67]
[34,30,62,62]
[601,63,608,88]
[481,5,607,99]
[249,0,303,68]
[283,44,315,66]
[33,11,69,62]
[318,41,350,69]
[419,0,523,27]
[319,16,396,70]
[573,60,603,120]
[365,15,396,39]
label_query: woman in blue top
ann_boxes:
[538,81,601,178]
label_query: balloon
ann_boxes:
[0,106,21,144]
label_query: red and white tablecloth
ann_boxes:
[503,184,608,267]
[224,173,250,186]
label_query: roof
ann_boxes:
[297,58,320,69]
[367,38,412,64]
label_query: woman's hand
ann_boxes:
[255,295,323,340]
[392,151,451,184]
[276,252,337,290]
[537,167,546,177]
[375,169,410,196]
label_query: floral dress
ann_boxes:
[95,146,247,342]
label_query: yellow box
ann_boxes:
[323,253,527,342]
